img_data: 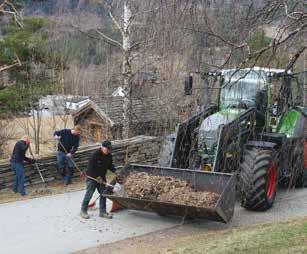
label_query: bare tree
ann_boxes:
[95,1,174,138]
[0,0,23,27]
[0,0,23,73]
[0,118,14,157]
[0,56,21,72]
[184,1,306,72]
[96,1,134,138]
[28,108,43,154]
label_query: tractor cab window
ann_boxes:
[220,70,267,109]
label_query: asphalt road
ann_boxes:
[0,191,178,254]
[1,188,307,254]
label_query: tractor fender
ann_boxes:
[245,141,276,150]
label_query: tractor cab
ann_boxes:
[219,68,267,110]
[196,68,277,171]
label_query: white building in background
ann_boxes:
[65,97,91,110]
[111,87,125,97]
[38,95,90,116]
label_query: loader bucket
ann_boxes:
[105,164,236,223]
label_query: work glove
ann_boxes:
[115,173,123,184]
[80,171,86,178]
[104,184,113,192]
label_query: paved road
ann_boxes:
[0,191,178,254]
[1,188,307,254]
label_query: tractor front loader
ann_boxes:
[171,67,307,211]
[106,67,306,223]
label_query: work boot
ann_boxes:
[99,212,113,219]
[80,210,90,219]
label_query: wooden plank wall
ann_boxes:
[0,136,161,191]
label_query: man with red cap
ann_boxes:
[10,136,35,196]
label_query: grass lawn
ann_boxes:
[157,218,307,254]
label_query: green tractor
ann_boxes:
[170,67,307,211]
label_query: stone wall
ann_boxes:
[0,136,162,191]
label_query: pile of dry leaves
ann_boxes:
[123,172,220,208]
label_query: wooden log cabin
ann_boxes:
[72,97,175,143]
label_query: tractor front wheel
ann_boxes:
[239,148,278,211]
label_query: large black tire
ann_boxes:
[304,171,307,188]
[292,139,305,188]
[239,148,278,211]
[296,170,307,188]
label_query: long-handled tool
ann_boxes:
[87,181,115,209]
[56,139,83,174]
[28,146,46,185]
[56,139,124,209]
[57,140,113,182]
[56,139,119,182]
[88,179,125,209]
[87,175,126,209]
[86,175,115,188]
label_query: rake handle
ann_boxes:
[56,139,119,183]
[28,146,46,184]
[88,183,114,208]
[56,140,83,173]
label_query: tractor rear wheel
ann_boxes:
[240,148,278,211]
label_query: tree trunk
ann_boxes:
[304,49,307,107]
[122,1,133,139]
[202,75,210,107]
[31,109,41,154]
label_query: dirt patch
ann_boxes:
[124,172,220,208]
[0,177,86,204]
[0,172,116,204]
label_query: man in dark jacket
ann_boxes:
[80,140,116,219]
[53,125,81,185]
[10,136,35,196]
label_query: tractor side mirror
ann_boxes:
[184,75,193,95]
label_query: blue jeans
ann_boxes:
[56,151,74,183]
[11,163,26,196]
[81,179,107,213]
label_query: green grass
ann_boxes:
[158,218,307,254]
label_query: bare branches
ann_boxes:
[0,55,21,73]
[285,46,306,72]
[184,0,306,72]
[107,6,125,36]
[0,0,23,27]
[97,30,123,49]
[0,1,23,73]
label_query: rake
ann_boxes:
[56,140,124,209]
[88,183,114,209]
[28,146,46,186]
[88,177,125,208]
